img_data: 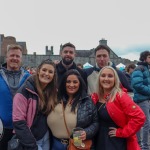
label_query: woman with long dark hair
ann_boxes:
[47,69,99,150]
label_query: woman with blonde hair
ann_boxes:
[91,66,145,150]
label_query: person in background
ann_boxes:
[0,44,30,150]
[31,67,37,75]
[131,50,150,150]
[91,66,145,150]
[13,59,57,150]
[124,64,136,85]
[85,45,132,95]
[76,63,83,69]
[25,66,32,74]
[56,42,87,87]
[47,69,99,150]
[123,63,136,99]
[26,67,37,75]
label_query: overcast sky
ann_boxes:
[1,0,150,61]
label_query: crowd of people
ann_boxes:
[0,43,149,150]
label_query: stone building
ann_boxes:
[75,39,133,66]
[0,34,136,67]
[0,34,27,56]
[0,34,27,64]
[22,39,136,68]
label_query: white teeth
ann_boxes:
[103,82,109,85]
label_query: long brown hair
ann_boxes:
[35,59,57,114]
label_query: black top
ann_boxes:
[56,61,87,87]
[30,110,48,141]
[95,102,126,150]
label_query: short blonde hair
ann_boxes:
[96,66,122,102]
[7,44,23,53]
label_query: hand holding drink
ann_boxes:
[73,127,86,147]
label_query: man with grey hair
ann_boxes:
[0,44,30,150]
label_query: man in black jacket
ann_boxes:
[56,42,87,87]
[85,44,132,95]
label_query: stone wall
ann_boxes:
[0,53,136,68]
[0,35,136,67]
[1,54,95,67]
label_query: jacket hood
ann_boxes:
[1,62,25,73]
[137,61,149,67]
[95,61,116,71]
[23,75,37,94]
[1,66,22,74]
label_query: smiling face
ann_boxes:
[6,49,22,71]
[100,68,115,94]
[38,64,55,89]
[61,46,76,65]
[66,74,80,98]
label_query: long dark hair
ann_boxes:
[34,59,57,114]
[58,69,86,112]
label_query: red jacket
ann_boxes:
[91,92,146,150]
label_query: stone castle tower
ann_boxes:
[0,34,27,57]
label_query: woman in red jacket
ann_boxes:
[91,66,145,150]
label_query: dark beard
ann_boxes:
[62,58,73,65]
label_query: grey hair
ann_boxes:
[7,44,23,53]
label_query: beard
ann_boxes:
[62,58,74,65]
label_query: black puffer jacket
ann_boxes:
[76,93,99,139]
